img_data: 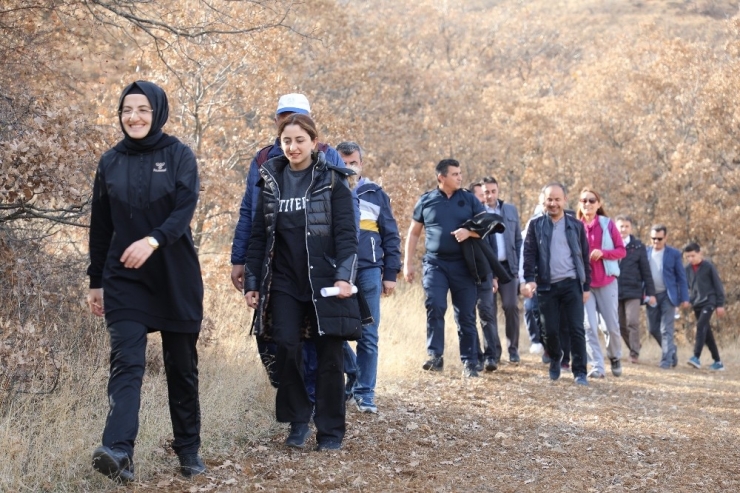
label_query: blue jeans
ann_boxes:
[422,256,478,364]
[647,292,678,368]
[349,267,382,403]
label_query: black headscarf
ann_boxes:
[113,80,179,153]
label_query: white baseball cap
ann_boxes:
[275,93,311,115]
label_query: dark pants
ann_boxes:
[422,255,478,364]
[494,264,521,356]
[693,305,721,361]
[270,291,345,443]
[103,321,201,459]
[257,338,279,387]
[536,279,587,377]
[476,275,502,362]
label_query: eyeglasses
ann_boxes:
[579,198,597,204]
[120,108,153,118]
[651,237,665,242]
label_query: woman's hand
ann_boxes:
[88,288,104,317]
[590,248,604,261]
[120,238,156,269]
[334,280,353,299]
[245,291,259,309]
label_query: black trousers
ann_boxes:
[270,291,345,444]
[102,321,201,458]
[693,305,721,361]
[536,278,588,377]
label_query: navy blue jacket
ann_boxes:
[522,214,591,292]
[231,139,346,265]
[647,245,689,307]
[354,178,401,281]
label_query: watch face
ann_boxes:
[148,237,159,248]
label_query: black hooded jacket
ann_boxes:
[87,81,203,332]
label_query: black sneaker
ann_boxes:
[422,356,444,371]
[610,358,622,377]
[549,351,563,381]
[462,364,479,378]
[92,446,134,483]
[484,358,498,372]
[509,352,521,365]
[475,359,484,372]
[179,453,206,478]
[316,440,342,451]
[285,422,311,448]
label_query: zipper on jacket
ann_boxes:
[304,162,324,336]
[371,237,377,263]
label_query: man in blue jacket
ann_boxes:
[230,94,349,386]
[337,142,401,413]
[646,224,690,369]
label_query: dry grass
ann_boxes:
[1,258,739,491]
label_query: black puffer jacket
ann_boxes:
[617,235,656,300]
[244,153,362,340]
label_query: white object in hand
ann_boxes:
[320,285,358,297]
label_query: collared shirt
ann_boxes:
[413,188,485,259]
[486,202,507,261]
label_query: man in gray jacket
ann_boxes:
[482,176,522,363]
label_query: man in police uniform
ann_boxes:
[404,159,486,377]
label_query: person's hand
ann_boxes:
[492,278,499,293]
[382,280,396,296]
[231,264,245,291]
[583,291,591,304]
[120,238,155,269]
[520,282,536,298]
[245,291,259,309]
[681,301,691,309]
[404,264,415,283]
[88,288,104,317]
[716,306,726,317]
[648,296,657,307]
[451,228,472,243]
[590,249,604,261]
[334,280,353,298]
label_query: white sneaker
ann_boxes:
[529,343,544,355]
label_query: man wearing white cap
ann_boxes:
[230,94,349,389]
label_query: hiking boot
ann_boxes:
[687,356,701,369]
[475,359,484,372]
[92,446,134,483]
[422,356,444,372]
[355,398,378,414]
[574,374,589,386]
[179,453,206,478]
[610,358,622,377]
[484,358,498,372]
[709,361,725,371]
[462,364,479,378]
[509,352,521,365]
[285,422,311,448]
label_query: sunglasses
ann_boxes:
[651,237,665,242]
[579,198,597,204]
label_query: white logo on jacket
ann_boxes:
[154,162,167,172]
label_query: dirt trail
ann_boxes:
[138,355,740,492]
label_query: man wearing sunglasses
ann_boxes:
[646,224,690,369]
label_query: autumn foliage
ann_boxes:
[2,0,740,406]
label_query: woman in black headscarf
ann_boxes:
[87,81,205,482]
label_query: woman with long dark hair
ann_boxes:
[244,113,361,451]
[87,81,205,482]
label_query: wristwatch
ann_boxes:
[146,236,159,250]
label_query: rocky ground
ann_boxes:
[128,351,740,492]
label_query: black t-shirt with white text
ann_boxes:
[271,164,314,300]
